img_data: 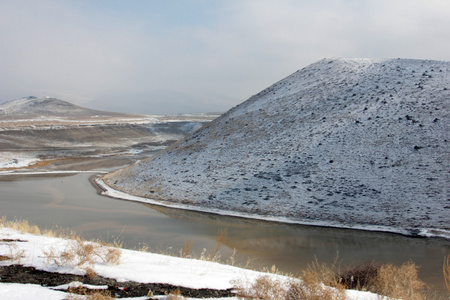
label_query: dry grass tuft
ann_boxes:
[373,261,426,300]
[0,217,41,235]
[208,228,228,261]
[287,279,345,300]
[166,288,185,299]
[85,267,97,279]
[443,255,450,296]
[104,247,121,265]
[0,216,77,239]
[43,238,121,275]
[6,243,25,263]
[301,256,344,290]
[179,241,193,258]
[67,287,113,300]
[234,275,286,300]
[233,258,432,300]
[233,275,345,300]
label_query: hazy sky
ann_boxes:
[1,0,450,114]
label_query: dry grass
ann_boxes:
[372,261,426,300]
[43,238,121,274]
[0,216,77,239]
[302,256,344,290]
[208,228,228,261]
[233,275,345,300]
[444,255,450,295]
[0,217,42,235]
[175,228,236,265]
[298,257,346,300]
[286,279,345,300]
[166,288,185,299]
[179,241,193,258]
[233,275,287,300]
[6,243,25,263]
[67,287,113,300]
[0,217,121,274]
[233,258,432,300]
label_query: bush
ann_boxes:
[43,238,121,275]
[373,261,426,300]
[339,260,380,290]
[233,275,344,300]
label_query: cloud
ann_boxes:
[1,0,449,114]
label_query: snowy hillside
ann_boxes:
[0,96,139,120]
[104,58,450,238]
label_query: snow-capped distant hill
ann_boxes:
[0,96,140,120]
[104,58,450,237]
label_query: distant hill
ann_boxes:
[0,96,141,120]
[104,58,450,237]
[0,97,217,168]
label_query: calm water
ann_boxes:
[0,158,449,294]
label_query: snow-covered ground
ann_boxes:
[104,58,450,239]
[0,152,41,169]
[0,227,380,299]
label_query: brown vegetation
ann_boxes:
[444,255,450,296]
[372,262,425,300]
[234,257,429,300]
[233,275,345,300]
[43,238,121,275]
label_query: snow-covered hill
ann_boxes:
[0,96,139,120]
[104,58,450,238]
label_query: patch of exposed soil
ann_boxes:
[0,265,234,298]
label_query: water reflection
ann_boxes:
[147,203,450,282]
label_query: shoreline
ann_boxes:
[94,176,450,241]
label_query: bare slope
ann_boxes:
[104,58,450,237]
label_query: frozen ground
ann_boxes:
[0,227,381,299]
[105,58,450,239]
[0,152,40,169]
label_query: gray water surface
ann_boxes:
[0,158,448,294]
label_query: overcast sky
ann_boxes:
[1,0,449,114]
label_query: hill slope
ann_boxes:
[0,96,139,120]
[104,58,450,237]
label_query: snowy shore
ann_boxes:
[0,227,380,299]
[96,177,450,240]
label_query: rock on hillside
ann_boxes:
[104,58,450,237]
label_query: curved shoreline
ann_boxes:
[94,176,450,240]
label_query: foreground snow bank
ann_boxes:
[0,228,381,299]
